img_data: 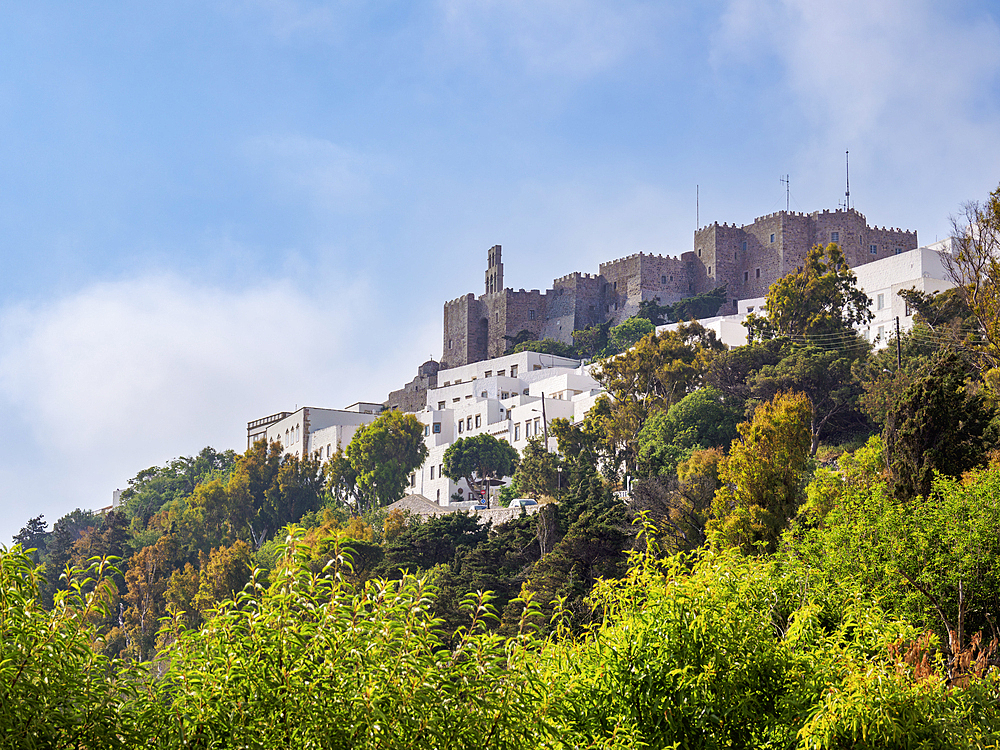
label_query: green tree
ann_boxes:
[511,436,561,499]
[709,391,813,554]
[669,285,728,322]
[571,321,612,359]
[943,182,1000,370]
[375,512,488,579]
[750,343,869,455]
[605,316,655,356]
[591,322,724,476]
[442,433,519,507]
[513,338,577,358]
[884,350,995,498]
[12,515,49,565]
[345,410,429,515]
[745,242,873,342]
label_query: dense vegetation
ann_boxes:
[5,186,1000,748]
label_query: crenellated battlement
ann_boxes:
[444,204,917,366]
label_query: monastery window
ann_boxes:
[436,489,440,502]
[467,417,473,430]
[741,241,747,252]
[870,244,878,254]
[430,465,435,479]
[449,339,453,350]
[522,388,529,395]
[497,369,505,376]
[613,281,617,290]
[528,310,536,320]
[877,325,885,341]
[438,464,442,477]
[510,365,517,377]
[475,415,481,428]
[443,381,450,387]
[831,231,839,242]
[534,418,540,434]
[697,248,702,257]
[877,293,885,310]
[501,391,509,399]
[708,266,712,276]
[424,425,430,437]
[453,397,460,403]
[327,445,331,458]
[533,365,541,370]
[895,247,903,255]
[670,275,674,282]
[410,474,415,487]
[433,422,441,433]
[481,391,487,397]
[458,421,463,433]
[770,234,775,243]
[454,378,461,384]
[514,424,520,441]
[438,401,445,410]
[661,275,667,284]
[496,312,500,322]
[744,271,749,283]
[756,268,761,279]
[485,370,492,377]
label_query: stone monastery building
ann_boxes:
[442,207,917,368]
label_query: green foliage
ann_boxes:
[605,316,655,355]
[0,548,141,747]
[12,514,49,565]
[710,391,813,553]
[375,512,488,579]
[513,338,577,358]
[637,287,729,326]
[746,242,873,342]
[511,436,562,499]
[592,322,724,476]
[884,350,995,498]
[571,321,612,359]
[442,433,519,505]
[346,410,429,515]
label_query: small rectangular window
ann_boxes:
[770,233,775,243]
[528,310,535,320]
[510,365,517,377]
[708,266,712,275]
[870,244,878,254]
[424,425,429,436]
[438,401,445,410]
[497,369,505,377]
[514,424,520,441]
[430,466,435,479]
[484,370,492,377]
[475,415,481,428]
[831,231,839,242]
[661,275,667,284]
[697,248,702,257]
[877,293,885,310]
[433,423,441,433]
[534,418,540,434]
[741,241,747,252]
[756,268,761,279]
[744,271,749,283]
[458,421,463,433]
[895,247,902,255]
[613,281,617,290]
[877,325,885,341]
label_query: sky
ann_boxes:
[1,0,999,542]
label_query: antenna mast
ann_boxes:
[845,150,851,211]
[780,175,789,212]
[696,184,699,228]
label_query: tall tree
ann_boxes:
[442,433,519,507]
[709,392,813,554]
[346,410,429,514]
[12,515,49,564]
[884,350,995,499]
[591,321,723,476]
[745,242,872,342]
[943,183,1000,370]
[510,436,562,500]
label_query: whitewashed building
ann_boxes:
[406,351,602,506]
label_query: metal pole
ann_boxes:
[896,316,902,370]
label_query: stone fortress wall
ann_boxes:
[442,208,917,369]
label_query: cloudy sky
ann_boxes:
[2,0,999,542]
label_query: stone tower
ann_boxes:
[486,245,503,295]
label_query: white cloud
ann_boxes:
[242,134,383,214]
[435,0,671,77]
[0,271,419,543]
[710,0,1000,233]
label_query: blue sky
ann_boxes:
[2,0,999,542]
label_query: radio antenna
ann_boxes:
[780,175,789,212]
[845,151,851,210]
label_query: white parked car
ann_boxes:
[508,498,538,508]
